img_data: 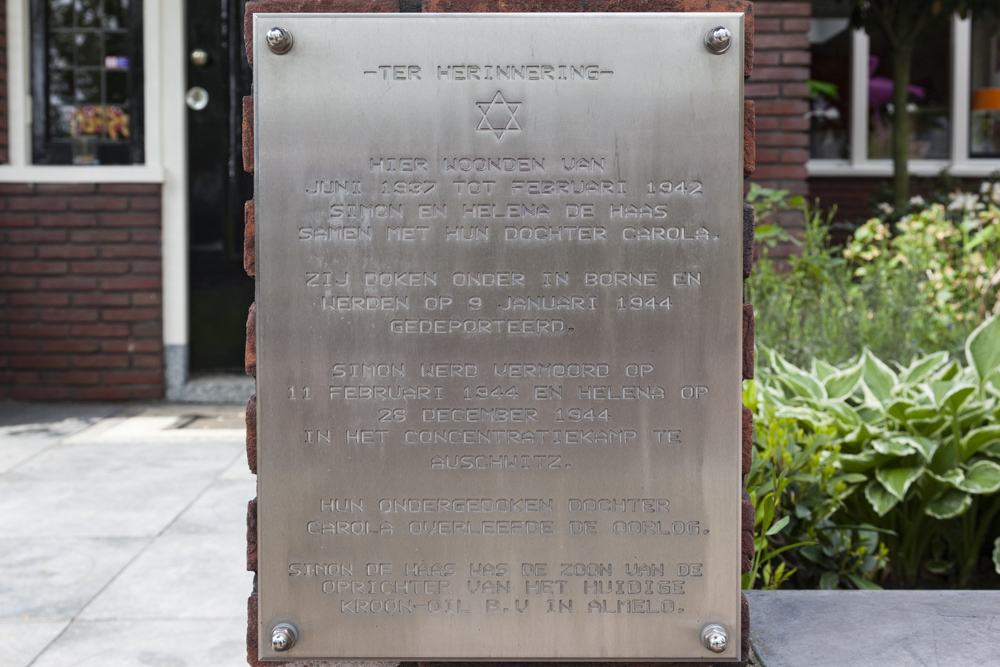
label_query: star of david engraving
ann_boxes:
[476,91,522,140]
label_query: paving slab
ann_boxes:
[0,620,70,667]
[0,402,118,475]
[168,478,256,535]
[0,440,55,477]
[0,402,118,430]
[0,476,216,539]
[28,618,247,667]
[747,590,1000,667]
[61,415,247,446]
[81,533,253,620]
[0,403,253,667]
[219,453,256,481]
[2,438,241,484]
[0,538,148,620]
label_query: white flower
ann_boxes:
[877,202,894,215]
[981,181,992,195]
[991,182,1000,205]
[948,192,984,213]
[909,195,925,207]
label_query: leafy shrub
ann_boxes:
[741,393,889,590]
[752,314,1000,587]
[745,183,1000,589]
[747,184,1000,366]
[846,201,1000,336]
[869,171,1000,223]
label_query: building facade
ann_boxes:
[0,0,997,401]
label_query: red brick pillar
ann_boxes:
[745,1,810,195]
[745,0,810,245]
[242,5,401,667]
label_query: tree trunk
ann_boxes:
[891,39,915,212]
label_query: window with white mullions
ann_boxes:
[808,7,1000,176]
[970,14,1000,158]
[866,18,952,161]
[808,2,853,160]
[31,0,144,165]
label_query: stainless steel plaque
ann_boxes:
[255,13,744,662]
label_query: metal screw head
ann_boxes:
[266,27,294,55]
[701,624,728,653]
[271,623,298,652]
[705,26,732,54]
[190,48,209,67]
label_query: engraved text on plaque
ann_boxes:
[255,13,744,661]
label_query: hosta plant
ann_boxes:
[755,313,1000,587]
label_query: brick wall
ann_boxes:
[809,175,994,235]
[0,183,164,400]
[808,177,882,226]
[746,0,810,248]
[746,1,810,194]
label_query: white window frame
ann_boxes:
[1,0,172,182]
[808,14,1000,178]
[2,0,190,369]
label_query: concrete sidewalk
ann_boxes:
[0,401,254,667]
[3,402,999,667]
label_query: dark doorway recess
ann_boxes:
[186,0,254,373]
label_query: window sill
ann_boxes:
[0,165,165,184]
[808,159,1000,178]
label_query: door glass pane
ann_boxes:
[74,0,100,28]
[970,14,1000,158]
[809,1,852,159]
[48,105,73,138]
[48,70,74,106]
[106,71,128,104]
[104,31,128,58]
[48,31,74,68]
[103,0,129,30]
[49,0,73,28]
[868,19,951,159]
[74,70,102,104]
[74,31,102,66]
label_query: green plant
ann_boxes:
[754,314,1000,587]
[747,186,1000,366]
[742,384,888,590]
[746,185,854,366]
[807,80,840,101]
[848,199,1000,327]
[741,403,814,590]
[745,183,796,247]
[747,187,951,366]
[867,169,1000,221]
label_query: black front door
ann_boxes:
[186,0,254,373]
